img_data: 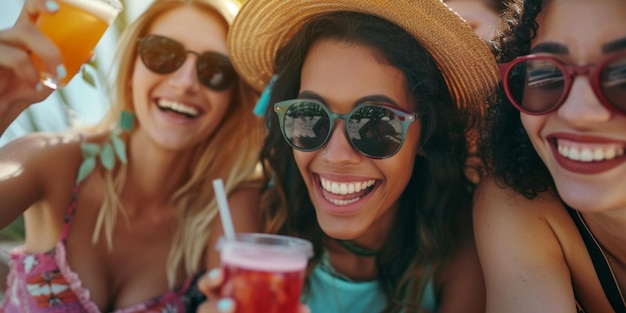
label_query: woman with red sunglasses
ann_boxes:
[0,0,263,312]
[474,0,626,312]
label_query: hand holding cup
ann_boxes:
[31,0,122,89]
[0,0,62,133]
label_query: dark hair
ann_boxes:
[488,0,508,13]
[478,0,556,199]
[259,11,476,312]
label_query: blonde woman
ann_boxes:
[0,0,263,311]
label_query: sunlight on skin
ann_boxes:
[0,134,71,180]
[0,162,22,180]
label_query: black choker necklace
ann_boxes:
[336,239,379,257]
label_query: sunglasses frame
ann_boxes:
[500,51,626,115]
[274,99,418,159]
[137,34,237,91]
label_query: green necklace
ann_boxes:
[336,239,379,257]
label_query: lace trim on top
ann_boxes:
[1,182,195,313]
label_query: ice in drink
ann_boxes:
[219,233,312,313]
[33,0,122,89]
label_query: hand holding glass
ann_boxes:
[218,233,312,313]
[32,0,122,89]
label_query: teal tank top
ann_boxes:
[304,253,437,313]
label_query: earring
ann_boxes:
[120,110,134,131]
[75,110,133,183]
[253,75,277,117]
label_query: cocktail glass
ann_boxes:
[218,233,313,313]
[32,0,123,89]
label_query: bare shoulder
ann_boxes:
[0,132,82,214]
[473,176,579,312]
[474,175,564,219]
[473,175,572,240]
[1,131,80,159]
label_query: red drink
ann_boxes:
[219,233,312,313]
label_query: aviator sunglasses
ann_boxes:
[137,34,237,91]
[274,99,417,159]
[500,51,626,115]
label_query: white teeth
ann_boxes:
[606,148,616,160]
[557,142,624,162]
[320,177,376,195]
[157,99,198,117]
[580,149,593,162]
[593,149,604,161]
[320,177,376,206]
[326,197,360,206]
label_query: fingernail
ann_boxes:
[207,268,220,281]
[45,1,59,12]
[217,298,234,312]
[35,83,43,91]
[56,65,67,79]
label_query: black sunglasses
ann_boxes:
[274,99,417,159]
[137,34,237,91]
[500,51,626,115]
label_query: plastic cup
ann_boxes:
[218,233,313,313]
[32,0,123,89]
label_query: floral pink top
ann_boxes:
[1,185,199,313]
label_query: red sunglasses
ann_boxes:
[499,51,626,115]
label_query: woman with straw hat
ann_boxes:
[198,0,499,312]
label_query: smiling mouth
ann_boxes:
[319,177,376,206]
[157,99,199,118]
[556,140,625,162]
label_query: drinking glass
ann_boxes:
[32,0,123,89]
[218,233,313,313]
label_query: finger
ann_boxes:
[18,0,60,22]
[198,268,225,300]
[0,23,64,81]
[300,304,311,313]
[196,298,236,313]
[0,44,39,86]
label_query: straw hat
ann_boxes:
[228,0,499,113]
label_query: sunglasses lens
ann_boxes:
[508,59,565,113]
[349,105,404,158]
[138,35,184,74]
[197,53,237,91]
[277,100,411,158]
[282,101,330,151]
[601,54,626,113]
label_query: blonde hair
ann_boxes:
[91,0,264,287]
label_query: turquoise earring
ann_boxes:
[76,110,134,183]
[253,75,277,117]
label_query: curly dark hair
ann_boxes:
[479,0,558,199]
[259,11,476,313]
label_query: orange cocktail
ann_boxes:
[33,0,122,89]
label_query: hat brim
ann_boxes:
[228,0,499,114]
